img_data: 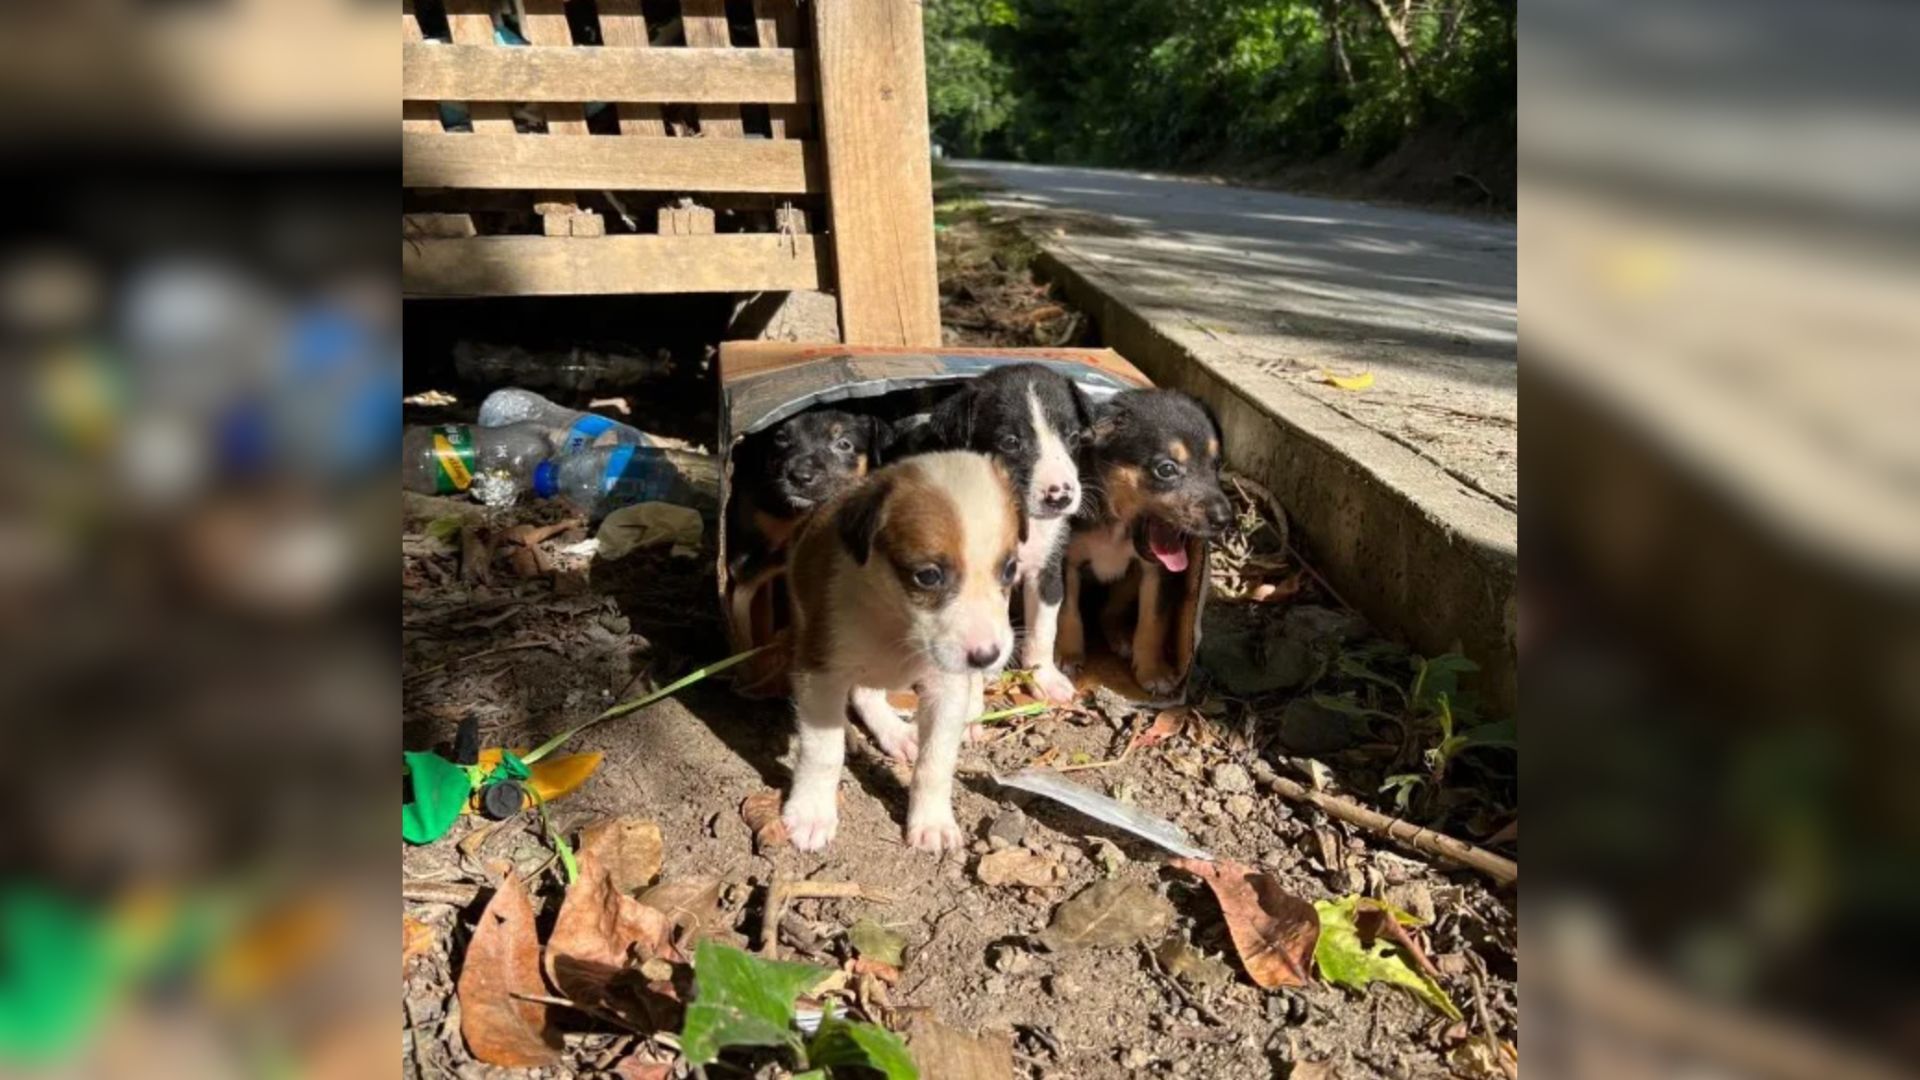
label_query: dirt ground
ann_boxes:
[401,483,1516,1080]
[401,190,1515,1078]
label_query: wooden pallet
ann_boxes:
[401,0,939,347]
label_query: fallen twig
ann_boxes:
[758,879,890,958]
[1141,943,1227,1026]
[1265,775,1516,886]
[405,637,563,682]
[403,879,483,906]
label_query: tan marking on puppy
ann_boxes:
[1168,440,1189,463]
[853,452,869,476]
[1206,436,1220,460]
[782,452,1022,854]
[1103,464,1145,527]
[1132,565,1176,694]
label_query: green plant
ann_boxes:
[680,941,916,1079]
[1313,649,1514,819]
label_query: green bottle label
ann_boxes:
[431,425,475,493]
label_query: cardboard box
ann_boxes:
[716,342,1212,699]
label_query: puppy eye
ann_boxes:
[1153,460,1182,480]
[999,557,1018,585]
[997,432,1021,452]
[832,437,854,453]
[912,565,945,589]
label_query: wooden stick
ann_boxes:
[757,879,888,957]
[403,880,484,906]
[1265,775,1517,886]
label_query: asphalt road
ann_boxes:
[951,160,1518,508]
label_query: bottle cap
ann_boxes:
[533,459,558,498]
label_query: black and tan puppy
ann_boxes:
[783,451,1023,853]
[1061,389,1232,695]
[897,364,1095,702]
[727,409,890,636]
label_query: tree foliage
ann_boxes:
[924,0,1513,168]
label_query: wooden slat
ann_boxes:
[403,44,808,104]
[403,234,826,296]
[444,0,513,134]
[401,2,441,133]
[520,0,587,134]
[403,132,821,192]
[597,0,667,136]
[753,0,813,139]
[812,0,940,345]
[682,0,745,137]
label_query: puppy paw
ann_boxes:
[1134,659,1180,698]
[1031,664,1077,705]
[782,795,839,852]
[904,813,965,854]
[867,718,920,764]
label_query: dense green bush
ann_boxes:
[924,0,1513,170]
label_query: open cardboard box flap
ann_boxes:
[717,342,1211,699]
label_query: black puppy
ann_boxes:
[728,409,891,625]
[899,364,1097,702]
[1061,389,1232,694]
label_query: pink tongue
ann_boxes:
[1147,521,1189,573]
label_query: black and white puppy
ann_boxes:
[727,409,890,636]
[900,364,1096,703]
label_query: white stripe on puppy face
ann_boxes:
[1027,384,1081,519]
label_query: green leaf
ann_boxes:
[1313,897,1461,1021]
[1459,717,1518,751]
[680,940,829,1066]
[807,1008,918,1080]
[1311,692,1395,721]
[846,918,906,968]
[551,830,579,886]
[402,751,475,844]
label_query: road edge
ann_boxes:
[1032,243,1518,716]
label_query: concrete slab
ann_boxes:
[951,160,1518,712]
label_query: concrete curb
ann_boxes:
[1033,244,1518,715]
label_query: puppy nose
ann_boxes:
[1204,497,1233,532]
[1042,482,1076,510]
[965,644,1001,670]
[788,462,819,485]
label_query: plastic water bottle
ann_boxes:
[531,445,717,519]
[402,422,552,504]
[476,388,652,454]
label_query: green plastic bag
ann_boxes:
[402,751,474,844]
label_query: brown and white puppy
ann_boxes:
[727,409,889,636]
[898,364,1095,703]
[783,451,1023,853]
[1061,390,1232,695]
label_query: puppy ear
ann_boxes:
[836,475,892,565]
[1070,382,1099,434]
[1088,399,1127,447]
[865,415,894,467]
[926,384,977,448]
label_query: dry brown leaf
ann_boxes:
[1129,709,1187,752]
[1250,570,1307,604]
[976,848,1064,888]
[545,820,678,1028]
[403,914,436,972]
[637,878,724,951]
[849,957,902,985]
[579,817,663,895]
[1354,901,1443,982]
[740,790,788,852]
[906,1015,1015,1080]
[1038,881,1173,951]
[612,1055,675,1080]
[455,873,558,1067]
[1171,858,1319,989]
[1290,1059,1339,1079]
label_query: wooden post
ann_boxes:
[811,0,941,346]
[598,0,668,137]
